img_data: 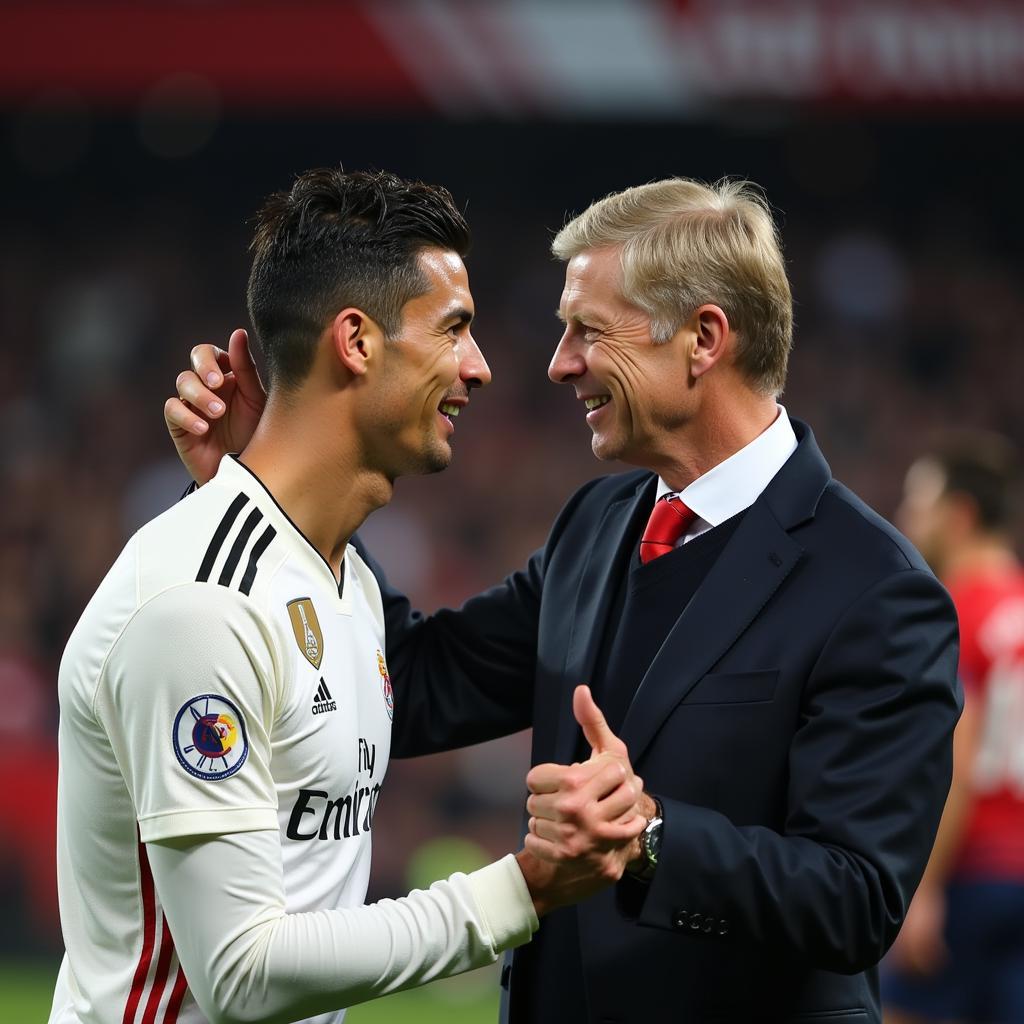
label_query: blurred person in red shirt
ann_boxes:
[886,432,1024,1024]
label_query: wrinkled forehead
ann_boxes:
[558,247,629,323]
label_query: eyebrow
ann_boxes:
[443,307,474,327]
[555,308,606,327]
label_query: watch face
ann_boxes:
[643,817,663,866]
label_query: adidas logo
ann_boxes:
[312,678,337,715]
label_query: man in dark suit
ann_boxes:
[166,177,961,1023]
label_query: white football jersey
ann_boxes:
[49,455,408,1024]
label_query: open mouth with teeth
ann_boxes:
[585,395,612,414]
[438,401,462,426]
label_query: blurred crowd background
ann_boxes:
[2,0,1023,1016]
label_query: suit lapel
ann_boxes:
[552,418,830,767]
[552,477,656,764]
[618,417,832,763]
[619,501,802,761]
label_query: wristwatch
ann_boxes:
[632,800,663,882]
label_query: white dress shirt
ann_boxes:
[655,405,798,546]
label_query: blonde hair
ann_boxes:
[551,178,793,397]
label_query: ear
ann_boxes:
[687,304,731,380]
[330,308,383,377]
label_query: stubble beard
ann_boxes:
[422,446,451,475]
[418,426,452,475]
[388,438,450,480]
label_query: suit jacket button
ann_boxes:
[689,912,703,930]
[673,910,689,929]
[717,919,729,936]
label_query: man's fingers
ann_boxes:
[597,779,644,822]
[191,344,228,388]
[226,328,265,404]
[528,764,635,824]
[528,809,645,850]
[573,685,627,757]
[584,760,629,801]
[530,816,566,845]
[527,756,624,797]
[598,813,648,842]
[176,370,227,418]
[526,762,572,795]
[527,780,638,826]
[523,831,562,864]
[164,396,209,436]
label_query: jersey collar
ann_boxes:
[212,454,351,606]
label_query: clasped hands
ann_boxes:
[516,685,655,915]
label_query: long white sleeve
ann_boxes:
[147,829,536,1024]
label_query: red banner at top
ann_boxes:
[2,1,1023,114]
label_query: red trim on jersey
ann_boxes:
[164,964,189,1024]
[142,916,175,1024]
[948,566,1024,880]
[122,840,157,1024]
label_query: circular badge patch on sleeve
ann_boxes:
[172,694,249,780]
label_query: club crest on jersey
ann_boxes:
[172,694,249,781]
[287,597,323,669]
[376,649,394,721]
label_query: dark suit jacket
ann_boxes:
[353,420,961,1023]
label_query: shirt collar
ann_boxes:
[655,405,798,528]
[213,454,351,605]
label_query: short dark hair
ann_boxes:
[247,168,471,390]
[928,431,1019,530]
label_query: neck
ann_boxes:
[652,389,780,492]
[941,535,1018,584]
[238,393,392,581]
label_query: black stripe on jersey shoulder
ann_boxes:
[196,492,249,582]
[218,507,264,587]
[239,525,277,596]
[230,457,343,597]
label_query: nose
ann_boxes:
[459,331,492,390]
[548,329,586,384]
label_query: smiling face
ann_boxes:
[365,247,490,479]
[549,247,698,467]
